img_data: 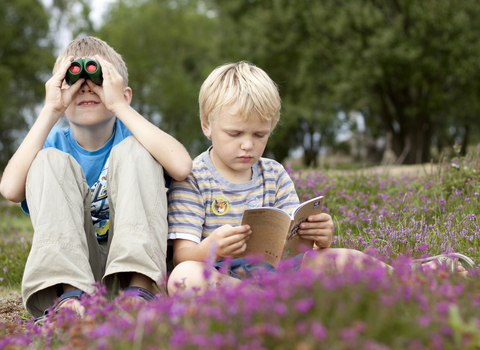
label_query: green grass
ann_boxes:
[0,199,33,292]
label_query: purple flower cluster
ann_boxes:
[1,156,480,348]
[1,259,479,349]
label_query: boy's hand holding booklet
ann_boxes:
[240,196,324,267]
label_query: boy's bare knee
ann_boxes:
[168,261,216,294]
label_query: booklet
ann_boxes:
[239,196,324,267]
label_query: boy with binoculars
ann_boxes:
[0,36,192,322]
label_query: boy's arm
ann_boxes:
[173,224,251,266]
[88,55,192,181]
[0,57,85,202]
[298,213,333,249]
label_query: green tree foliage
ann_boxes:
[96,0,221,155]
[214,0,480,165]
[0,0,54,169]
[318,0,480,164]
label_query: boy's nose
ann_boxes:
[241,139,254,151]
[79,82,92,94]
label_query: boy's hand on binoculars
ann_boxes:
[85,55,127,115]
[45,56,85,116]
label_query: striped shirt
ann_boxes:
[167,147,300,243]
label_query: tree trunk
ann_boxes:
[391,120,432,164]
[303,148,318,167]
[301,120,319,167]
[461,124,469,156]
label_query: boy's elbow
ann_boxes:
[0,183,24,203]
[170,159,193,181]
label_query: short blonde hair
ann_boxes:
[53,36,128,88]
[199,61,281,130]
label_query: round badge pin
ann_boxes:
[212,197,229,215]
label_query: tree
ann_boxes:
[0,0,54,169]
[95,0,221,155]
[308,0,480,164]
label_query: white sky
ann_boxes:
[42,0,117,51]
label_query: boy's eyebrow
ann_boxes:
[223,126,271,134]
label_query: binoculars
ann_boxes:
[66,57,103,86]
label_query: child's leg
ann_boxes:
[303,248,468,277]
[22,148,103,318]
[302,248,393,273]
[104,137,168,295]
[167,261,240,294]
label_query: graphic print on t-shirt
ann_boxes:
[90,158,110,239]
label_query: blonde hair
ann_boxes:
[199,61,281,130]
[53,36,128,88]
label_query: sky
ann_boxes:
[42,0,117,52]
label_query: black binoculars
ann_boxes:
[66,57,103,86]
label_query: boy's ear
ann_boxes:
[123,87,132,105]
[201,121,211,138]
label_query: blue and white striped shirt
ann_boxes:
[167,147,300,243]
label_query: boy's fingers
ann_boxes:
[236,225,250,233]
[94,54,105,66]
[301,234,330,247]
[94,55,112,75]
[46,56,73,91]
[300,230,332,248]
[227,238,248,254]
[218,234,249,254]
[221,224,250,236]
[59,78,85,108]
[225,232,250,245]
[300,221,331,231]
[299,232,325,240]
[308,213,329,222]
[230,245,248,257]
[218,236,247,256]
[67,78,86,94]
[85,79,102,95]
[231,239,247,251]
[56,56,75,81]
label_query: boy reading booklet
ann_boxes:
[241,196,324,267]
[166,61,347,293]
[166,61,471,294]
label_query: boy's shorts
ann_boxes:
[213,254,304,280]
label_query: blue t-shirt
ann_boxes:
[22,119,171,240]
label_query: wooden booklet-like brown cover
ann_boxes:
[239,196,324,267]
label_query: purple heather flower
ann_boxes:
[296,321,308,334]
[273,302,288,315]
[311,321,327,340]
[436,301,453,315]
[417,315,431,327]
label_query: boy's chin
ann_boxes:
[232,161,257,172]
